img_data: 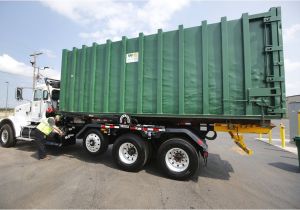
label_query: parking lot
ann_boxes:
[0,128,299,209]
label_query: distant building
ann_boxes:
[287,95,300,141]
[287,95,300,104]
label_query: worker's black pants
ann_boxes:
[33,129,47,159]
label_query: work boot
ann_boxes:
[40,155,51,160]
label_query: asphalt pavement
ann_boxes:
[0,131,299,208]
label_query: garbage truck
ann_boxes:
[0,7,285,180]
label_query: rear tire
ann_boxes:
[0,124,16,148]
[158,138,199,180]
[112,133,149,172]
[83,129,108,156]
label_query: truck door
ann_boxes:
[31,89,43,122]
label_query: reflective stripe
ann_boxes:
[37,120,53,135]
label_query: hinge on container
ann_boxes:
[266,76,284,82]
[263,16,281,23]
[248,88,281,97]
[265,45,283,52]
[273,61,283,66]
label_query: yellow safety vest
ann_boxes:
[37,120,53,135]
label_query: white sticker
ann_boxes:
[126,52,139,63]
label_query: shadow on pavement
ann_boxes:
[14,141,36,152]
[15,140,114,165]
[269,162,300,173]
[197,153,234,181]
[13,141,234,181]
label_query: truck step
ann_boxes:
[17,137,34,141]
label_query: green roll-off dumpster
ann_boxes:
[59,7,286,124]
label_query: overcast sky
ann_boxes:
[0,0,299,108]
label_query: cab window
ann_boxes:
[33,89,43,101]
[43,90,49,100]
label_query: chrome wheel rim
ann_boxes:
[1,129,9,144]
[85,133,101,152]
[119,142,138,164]
[165,148,189,172]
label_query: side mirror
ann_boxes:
[43,90,49,100]
[16,88,23,101]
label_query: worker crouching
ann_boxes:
[33,117,64,160]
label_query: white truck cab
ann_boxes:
[0,78,60,147]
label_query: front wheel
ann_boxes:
[112,133,149,172]
[83,129,108,156]
[158,138,199,180]
[0,123,16,147]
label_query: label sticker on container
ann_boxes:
[126,52,139,63]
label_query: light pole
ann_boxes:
[5,81,9,112]
[30,52,43,90]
